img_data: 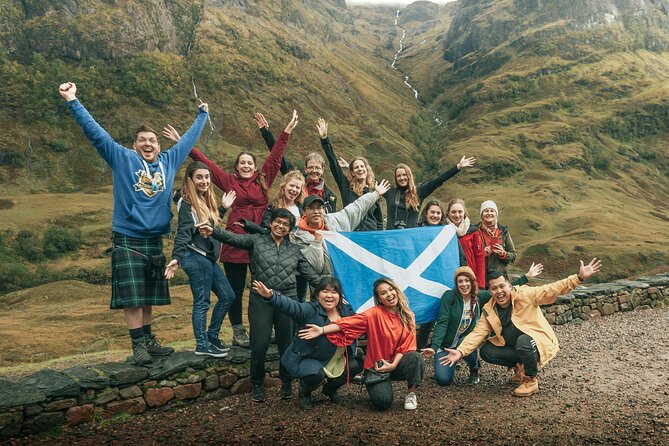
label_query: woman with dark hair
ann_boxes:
[251,276,361,409]
[317,118,383,231]
[162,111,298,348]
[386,156,475,230]
[165,161,235,357]
[417,198,448,227]
[199,206,320,403]
[300,278,434,411]
[431,263,543,386]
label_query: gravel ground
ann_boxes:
[8,308,669,446]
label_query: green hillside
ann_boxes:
[0,0,668,298]
[392,0,669,278]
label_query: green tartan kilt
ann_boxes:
[111,233,170,309]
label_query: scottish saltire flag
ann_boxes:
[322,225,459,324]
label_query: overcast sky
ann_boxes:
[347,0,455,5]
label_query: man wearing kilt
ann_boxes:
[59,82,209,364]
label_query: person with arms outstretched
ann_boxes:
[59,82,208,364]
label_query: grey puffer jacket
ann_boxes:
[211,229,320,297]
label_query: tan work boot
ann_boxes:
[513,376,539,397]
[509,363,525,384]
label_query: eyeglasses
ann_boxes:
[305,165,323,171]
[136,138,158,144]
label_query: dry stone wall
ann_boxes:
[0,273,667,440]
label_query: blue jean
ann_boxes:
[181,251,234,349]
[434,340,480,386]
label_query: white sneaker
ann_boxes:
[404,392,417,410]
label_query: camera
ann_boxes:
[376,360,385,368]
[394,220,406,230]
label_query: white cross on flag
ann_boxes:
[322,225,459,324]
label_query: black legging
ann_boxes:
[479,334,540,377]
[223,262,248,327]
[301,357,363,394]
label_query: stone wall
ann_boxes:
[541,274,669,325]
[1,273,667,440]
[0,346,281,440]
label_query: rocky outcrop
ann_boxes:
[444,0,669,64]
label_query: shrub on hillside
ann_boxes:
[16,229,43,262]
[42,227,83,260]
[0,261,33,294]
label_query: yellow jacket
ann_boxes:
[457,275,581,367]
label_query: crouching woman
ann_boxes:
[300,278,434,411]
[252,277,361,409]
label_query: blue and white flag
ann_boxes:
[322,225,459,324]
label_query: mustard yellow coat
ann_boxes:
[456,275,581,367]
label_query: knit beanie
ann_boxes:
[479,200,498,217]
[454,266,476,282]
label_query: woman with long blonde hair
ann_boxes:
[317,118,383,231]
[386,155,477,230]
[300,278,434,411]
[165,161,236,357]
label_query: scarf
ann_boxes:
[297,215,326,234]
[306,178,326,198]
[447,216,471,237]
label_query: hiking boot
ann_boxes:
[467,370,481,385]
[145,334,174,356]
[509,363,525,384]
[404,392,417,410]
[251,385,265,403]
[299,383,312,409]
[232,326,251,348]
[513,376,539,397]
[132,341,152,365]
[208,336,231,353]
[322,387,341,404]
[280,381,293,400]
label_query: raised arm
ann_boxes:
[415,156,474,201]
[189,148,233,192]
[252,281,315,323]
[162,103,209,168]
[319,119,349,196]
[527,258,601,306]
[255,113,294,174]
[59,82,126,166]
[261,110,298,188]
[328,180,390,231]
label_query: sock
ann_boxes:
[142,324,152,337]
[232,324,244,330]
[129,327,145,344]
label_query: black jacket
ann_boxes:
[322,137,383,231]
[267,291,357,378]
[172,200,221,263]
[211,229,320,297]
[386,165,460,229]
[260,128,337,214]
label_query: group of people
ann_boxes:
[60,82,602,412]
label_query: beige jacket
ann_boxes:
[457,275,581,367]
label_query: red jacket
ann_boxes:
[459,230,486,288]
[189,131,289,264]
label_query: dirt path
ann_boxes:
[9,308,669,446]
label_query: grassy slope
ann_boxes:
[393,2,669,280]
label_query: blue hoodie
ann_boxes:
[67,99,208,238]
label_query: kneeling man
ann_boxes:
[440,258,601,397]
